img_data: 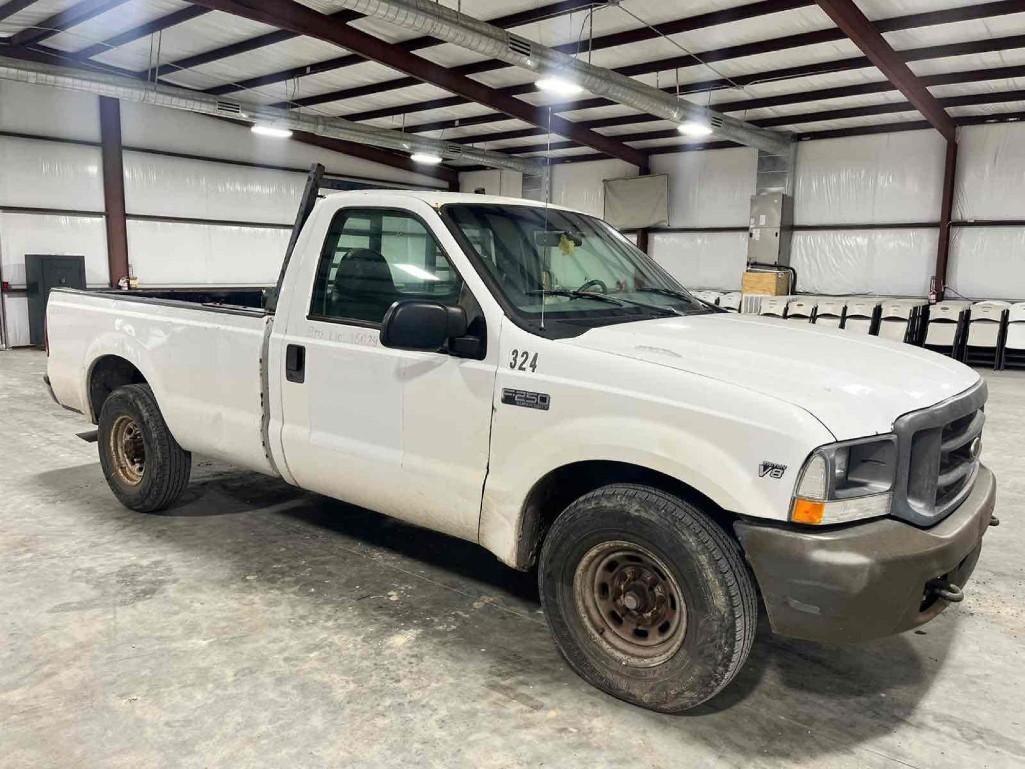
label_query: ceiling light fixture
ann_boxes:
[410,152,443,165]
[678,121,714,138]
[251,124,292,138]
[535,75,584,98]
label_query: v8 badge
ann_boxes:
[758,461,787,480]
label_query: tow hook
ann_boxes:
[989,515,1000,527]
[926,578,964,603]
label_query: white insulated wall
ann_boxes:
[0,81,448,346]
[542,126,1025,298]
[949,123,1025,300]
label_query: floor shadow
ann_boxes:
[30,460,955,762]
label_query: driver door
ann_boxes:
[277,207,496,541]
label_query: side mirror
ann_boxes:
[380,300,468,352]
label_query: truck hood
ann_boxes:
[567,312,980,439]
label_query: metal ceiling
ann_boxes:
[1,0,1024,171]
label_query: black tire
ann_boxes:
[97,383,191,513]
[538,484,756,713]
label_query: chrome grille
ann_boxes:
[892,380,986,526]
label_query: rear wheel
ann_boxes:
[538,484,756,713]
[98,384,191,512]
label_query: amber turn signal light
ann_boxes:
[791,498,825,525]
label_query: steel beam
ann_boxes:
[98,96,129,287]
[265,0,810,110]
[207,0,598,97]
[0,0,37,23]
[187,0,650,167]
[815,0,957,141]
[345,1,1020,130]
[73,6,210,59]
[934,140,958,300]
[290,130,458,186]
[9,0,131,47]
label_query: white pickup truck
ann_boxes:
[45,182,997,713]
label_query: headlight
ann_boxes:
[791,436,898,525]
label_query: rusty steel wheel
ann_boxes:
[109,414,146,486]
[573,540,687,667]
[98,384,190,512]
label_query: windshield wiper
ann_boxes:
[526,289,680,316]
[635,287,719,311]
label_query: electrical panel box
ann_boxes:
[747,191,793,267]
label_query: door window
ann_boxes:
[310,209,463,325]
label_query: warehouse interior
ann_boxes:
[1,1,1024,767]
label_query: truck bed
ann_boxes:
[46,288,277,477]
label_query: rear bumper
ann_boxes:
[734,465,996,643]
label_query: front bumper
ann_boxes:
[734,465,996,644]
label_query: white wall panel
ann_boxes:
[954,123,1025,222]
[0,81,100,142]
[651,231,748,290]
[651,147,757,228]
[123,152,304,224]
[117,101,447,189]
[458,169,523,198]
[0,213,108,286]
[0,137,103,211]
[126,220,289,286]
[949,226,1025,300]
[3,296,30,348]
[791,229,936,296]
[794,131,945,225]
[550,159,637,217]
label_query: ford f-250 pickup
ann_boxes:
[44,168,998,713]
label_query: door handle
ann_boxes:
[285,344,306,383]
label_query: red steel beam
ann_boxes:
[934,139,958,299]
[0,0,38,23]
[187,0,649,167]
[98,96,129,287]
[73,6,210,59]
[9,0,131,47]
[815,0,957,141]
[205,0,599,97]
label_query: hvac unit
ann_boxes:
[758,296,790,318]
[691,290,722,306]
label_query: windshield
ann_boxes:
[443,204,713,331]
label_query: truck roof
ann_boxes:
[322,188,580,213]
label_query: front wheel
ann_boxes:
[98,383,191,513]
[538,484,756,713]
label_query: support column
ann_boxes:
[933,138,958,301]
[99,96,129,287]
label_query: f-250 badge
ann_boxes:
[758,462,787,479]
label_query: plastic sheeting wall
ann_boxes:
[549,159,638,217]
[794,131,946,225]
[650,231,748,290]
[126,220,291,287]
[651,148,756,228]
[791,229,936,296]
[949,123,1025,300]
[0,81,454,346]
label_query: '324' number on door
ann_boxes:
[510,349,538,373]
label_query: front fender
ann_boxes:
[479,339,834,567]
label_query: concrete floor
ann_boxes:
[1,349,1023,769]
